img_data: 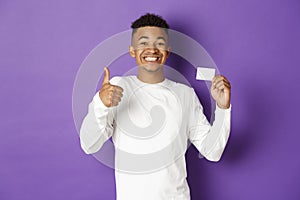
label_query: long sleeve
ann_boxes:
[188,89,231,162]
[80,91,115,154]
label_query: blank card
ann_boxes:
[196,67,215,81]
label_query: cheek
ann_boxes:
[137,50,146,58]
[135,52,144,63]
[162,52,169,60]
[137,52,143,60]
[165,50,170,57]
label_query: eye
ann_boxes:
[140,42,147,45]
[158,42,165,46]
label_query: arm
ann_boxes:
[188,90,231,162]
[189,75,231,161]
[80,92,115,154]
[80,67,123,154]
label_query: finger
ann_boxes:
[211,80,222,90]
[222,78,231,86]
[114,85,124,93]
[215,81,224,89]
[112,96,122,103]
[215,79,227,88]
[101,83,111,90]
[213,76,231,87]
[112,91,123,99]
[223,82,231,89]
[215,84,226,91]
[111,98,121,107]
[108,85,124,93]
[102,66,110,85]
[213,74,230,83]
[215,80,231,90]
[212,77,219,86]
[212,75,223,82]
[212,75,224,84]
[107,91,123,101]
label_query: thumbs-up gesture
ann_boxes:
[99,67,124,107]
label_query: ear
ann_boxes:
[129,46,136,58]
[166,47,171,58]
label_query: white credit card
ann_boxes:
[196,67,216,81]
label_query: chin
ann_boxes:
[141,63,162,72]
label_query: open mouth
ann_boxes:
[143,55,161,63]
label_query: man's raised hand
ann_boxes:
[99,67,124,107]
[210,75,231,109]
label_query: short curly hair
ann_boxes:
[131,13,170,30]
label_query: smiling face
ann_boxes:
[129,26,170,72]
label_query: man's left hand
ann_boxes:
[210,75,231,109]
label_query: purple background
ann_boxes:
[1,0,299,199]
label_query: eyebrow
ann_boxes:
[138,36,167,41]
[157,36,166,42]
[138,36,149,41]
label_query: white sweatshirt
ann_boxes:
[80,75,231,200]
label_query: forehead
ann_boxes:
[132,26,168,40]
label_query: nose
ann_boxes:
[146,43,159,53]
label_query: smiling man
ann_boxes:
[80,13,231,200]
[129,25,170,81]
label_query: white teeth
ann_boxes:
[145,57,158,62]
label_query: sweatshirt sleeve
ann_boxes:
[188,89,231,162]
[79,90,115,154]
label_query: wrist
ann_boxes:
[217,102,230,109]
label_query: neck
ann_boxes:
[137,66,165,84]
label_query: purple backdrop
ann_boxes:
[1,0,299,199]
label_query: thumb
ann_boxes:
[102,66,110,85]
